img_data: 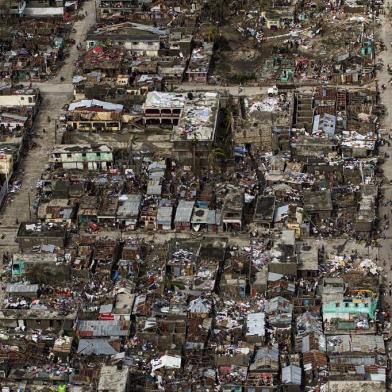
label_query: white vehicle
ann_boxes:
[267,86,279,96]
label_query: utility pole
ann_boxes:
[94,0,98,22]
[28,191,32,221]
[5,158,9,194]
[372,0,376,68]
[54,119,58,144]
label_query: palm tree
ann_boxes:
[191,133,199,174]
[128,135,139,165]
[209,147,226,172]
[219,107,233,156]
[207,25,219,42]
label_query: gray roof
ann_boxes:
[280,229,295,246]
[13,253,57,264]
[157,205,173,224]
[23,7,64,16]
[281,365,302,385]
[250,345,280,371]
[59,208,73,220]
[298,244,319,271]
[77,338,119,356]
[99,304,113,313]
[147,179,162,195]
[98,365,129,392]
[174,200,195,223]
[327,334,385,354]
[117,194,142,218]
[254,345,279,362]
[77,320,129,337]
[6,284,39,294]
[90,22,168,42]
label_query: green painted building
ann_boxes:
[322,292,378,320]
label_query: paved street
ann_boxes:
[0,0,96,255]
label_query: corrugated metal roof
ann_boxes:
[207,209,219,225]
[327,334,385,354]
[77,320,128,337]
[6,284,39,293]
[157,206,173,224]
[330,356,376,366]
[117,194,142,217]
[281,365,302,385]
[303,351,328,368]
[302,334,310,353]
[175,200,195,223]
[77,338,118,356]
[254,345,279,361]
[147,179,162,195]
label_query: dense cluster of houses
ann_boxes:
[0,1,81,81]
[0,0,390,391]
[0,77,387,391]
[0,84,40,206]
[0,223,385,391]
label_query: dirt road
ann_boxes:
[374,2,392,306]
[0,0,96,253]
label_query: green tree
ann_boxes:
[191,133,199,174]
[207,25,219,42]
[209,147,226,172]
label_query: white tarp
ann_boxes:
[23,7,64,16]
[151,355,181,371]
[68,99,123,112]
[246,312,265,337]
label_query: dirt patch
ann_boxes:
[213,31,275,82]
